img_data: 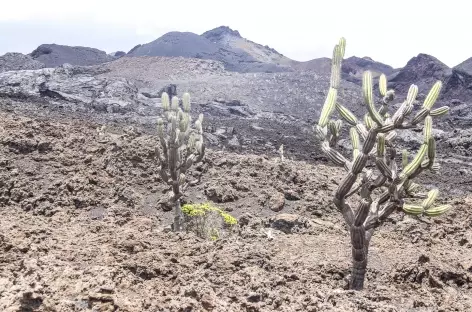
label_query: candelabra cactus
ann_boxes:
[156,92,205,231]
[315,38,451,290]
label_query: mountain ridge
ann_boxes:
[1,25,472,101]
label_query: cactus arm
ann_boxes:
[333,197,355,226]
[363,71,383,126]
[423,81,442,110]
[318,39,346,128]
[365,201,399,230]
[337,103,358,125]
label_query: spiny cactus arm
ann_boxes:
[363,198,380,229]
[333,197,355,225]
[318,38,345,128]
[168,143,181,195]
[336,103,358,126]
[377,74,397,117]
[364,200,399,230]
[156,117,173,184]
[329,118,383,222]
[430,106,450,116]
[401,188,451,217]
[156,146,170,184]
[408,81,443,126]
[155,152,171,185]
[330,37,346,89]
[328,119,343,146]
[374,133,392,179]
[321,141,349,167]
[362,71,383,127]
[396,109,437,183]
[194,114,205,163]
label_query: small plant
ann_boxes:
[314,37,451,290]
[182,202,238,240]
[156,92,205,232]
[278,144,284,162]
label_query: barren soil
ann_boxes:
[1,102,472,312]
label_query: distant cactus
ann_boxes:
[278,144,284,162]
[156,92,205,231]
[314,38,451,290]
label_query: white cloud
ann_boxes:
[0,0,470,68]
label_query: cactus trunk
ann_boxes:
[350,225,369,290]
[173,199,184,232]
[350,253,368,290]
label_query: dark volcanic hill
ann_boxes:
[342,56,394,78]
[388,53,452,96]
[454,57,472,73]
[126,27,291,73]
[201,26,294,66]
[441,59,472,103]
[30,44,116,67]
[291,56,394,82]
[291,57,332,74]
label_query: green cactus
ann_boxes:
[156,92,205,232]
[314,38,451,290]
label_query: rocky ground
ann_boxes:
[0,95,471,311]
[0,43,472,311]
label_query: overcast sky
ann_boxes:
[0,0,469,68]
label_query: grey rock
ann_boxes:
[159,84,177,98]
[268,192,285,212]
[228,136,240,147]
[284,189,301,201]
[269,213,311,234]
[0,52,45,73]
[203,133,219,146]
[109,51,126,58]
[0,64,139,112]
[202,99,255,118]
[141,84,177,99]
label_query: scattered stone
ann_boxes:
[228,136,240,147]
[270,213,308,233]
[201,294,216,310]
[246,292,262,303]
[268,192,285,212]
[284,189,300,200]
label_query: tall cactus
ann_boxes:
[156,92,205,231]
[315,38,451,290]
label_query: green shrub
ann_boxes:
[181,202,237,240]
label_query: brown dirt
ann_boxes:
[1,108,471,311]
